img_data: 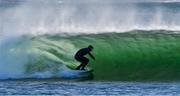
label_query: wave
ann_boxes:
[1,30,180,81]
[1,0,180,81]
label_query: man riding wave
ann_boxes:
[74,45,95,70]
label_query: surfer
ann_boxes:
[75,45,95,70]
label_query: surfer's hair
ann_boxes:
[88,45,93,49]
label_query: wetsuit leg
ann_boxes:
[75,56,82,70]
[80,57,89,70]
[75,56,89,70]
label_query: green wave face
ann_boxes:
[25,30,180,81]
[8,31,180,81]
[70,32,180,81]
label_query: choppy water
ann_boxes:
[0,80,180,95]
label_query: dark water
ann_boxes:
[0,80,180,95]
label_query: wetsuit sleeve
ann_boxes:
[88,52,95,60]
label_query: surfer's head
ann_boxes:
[88,45,94,51]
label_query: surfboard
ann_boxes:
[66,65,94,72]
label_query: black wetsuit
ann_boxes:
[74,48,91,70]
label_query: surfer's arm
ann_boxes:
[88,52,95,60]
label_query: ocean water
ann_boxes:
[1,80,180,95]
[1,0,180,95]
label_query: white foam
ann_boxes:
[1,0,180,37]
